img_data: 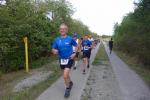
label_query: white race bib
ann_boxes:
[84,46,89,50]
[60,59,69,65]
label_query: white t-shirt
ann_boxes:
[73,39,79,52]
[88,38,94,42]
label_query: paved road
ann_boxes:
[104,42,150,100]
[36,43,100,100]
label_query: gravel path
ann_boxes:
[81,61,123,100]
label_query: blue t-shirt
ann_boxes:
[82,39,92,52]
[52,36,77,59]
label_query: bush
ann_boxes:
[113,0,150,66]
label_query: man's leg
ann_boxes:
[110,47,112,54]
[73,57,77,70]
[63,68,71,88]
[87,51,91,68]
[87,58,90,68]
[63,68,73,98]
[75,60,78,66]
[82,57,88,74]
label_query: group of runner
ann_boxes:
[51,23,95,98]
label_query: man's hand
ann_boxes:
[52,49,58,55]
[70,53,76,59]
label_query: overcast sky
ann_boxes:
[69,0,135,35]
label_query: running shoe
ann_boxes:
[73,67,76,70]
[83,69,86,74]
[64,88,70,98]
[87,64,90,68]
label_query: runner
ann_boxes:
[81,35,92,74]
[88,35,94,43]
[72,33,80,70]
[108,38,113,54]
[87,35,93,68]
[80,37,84,60]
[51,23,77,98]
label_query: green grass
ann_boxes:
[0,57,62,100]
[31,56,56,69]
[115,49,150,88]
[92,43,109,65]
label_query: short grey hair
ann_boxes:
[59,23,68,29]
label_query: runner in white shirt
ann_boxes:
[72,33,80,70]
[87,35,94,68]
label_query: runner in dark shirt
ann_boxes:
[109,38,113,54]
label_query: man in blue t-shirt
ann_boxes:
[81,35,92,74]
[52,23,77,98]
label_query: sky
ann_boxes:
[69,0,135,35]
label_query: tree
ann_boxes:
[0,0,96,72]
[113,0,150,65]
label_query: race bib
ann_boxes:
[84,46,89,50]
[60,59,69,65]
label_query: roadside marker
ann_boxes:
[23,36,29,73]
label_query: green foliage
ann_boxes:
[0,0,94,73]
[113,0,150,65]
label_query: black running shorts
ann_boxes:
[59,59,74,70]
[82,51,91,58]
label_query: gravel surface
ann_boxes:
[13,71,52,92]
[81,61,123,100]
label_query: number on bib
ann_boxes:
[60,59,69,65]
[84,46,89,50]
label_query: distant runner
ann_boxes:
[81,35,92,74]
[87,35,93,68]
[88,35,94,43]
[72,33,80,70]
[108,38,113,54]
[52,24,77,98]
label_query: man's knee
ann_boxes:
[63,75,68,80]
[63,68,70,80]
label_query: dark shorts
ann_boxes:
[82,51,91,58]
[59,59,74,70]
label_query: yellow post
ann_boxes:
[23,37,29,73]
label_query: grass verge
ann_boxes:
[92,43,109,65]
[115,49,150,88]
[81,43,110,100]
[0,57,62,100]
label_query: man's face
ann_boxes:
[84,36,88,40]
[59,25,68,36]
[73,37,77,40]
